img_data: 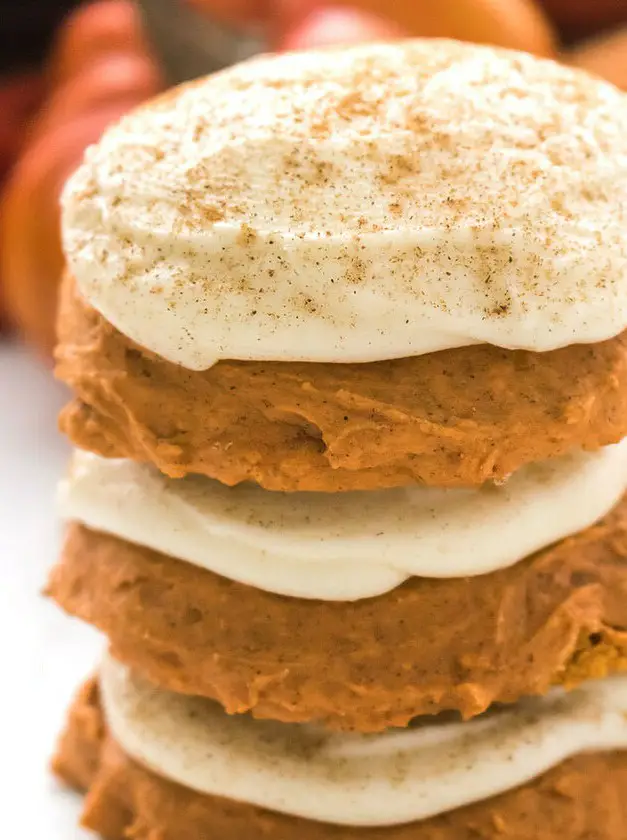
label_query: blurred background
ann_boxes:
[0,0,626,362]
[1,5,624,832]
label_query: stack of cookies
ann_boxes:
[49,39,627,839]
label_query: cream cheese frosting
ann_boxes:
[60,442,627,600]
[100,653,627,827]
[61,40,627,370]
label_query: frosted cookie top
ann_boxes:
[62,39,627,369]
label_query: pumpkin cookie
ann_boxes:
[57,276,627,492]
[53,674,627,840]
[57,41,627,492]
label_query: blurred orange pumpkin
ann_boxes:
[48,0,150,86]
[0,72,45,327]
[565,27,627,90]
[35,51,162,138]
[298,0,557,56]
[0,108,128,354]
[0,73,45,179]
[0,0,161,356]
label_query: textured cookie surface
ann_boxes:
[56,276,627,492]
[49,507,627,730]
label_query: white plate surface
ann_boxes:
[0,340,101,838]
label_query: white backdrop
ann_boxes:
[0,340,100,838]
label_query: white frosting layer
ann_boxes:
[101,654,627,827]
[61,443,627,600]
[62,40,627,370]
